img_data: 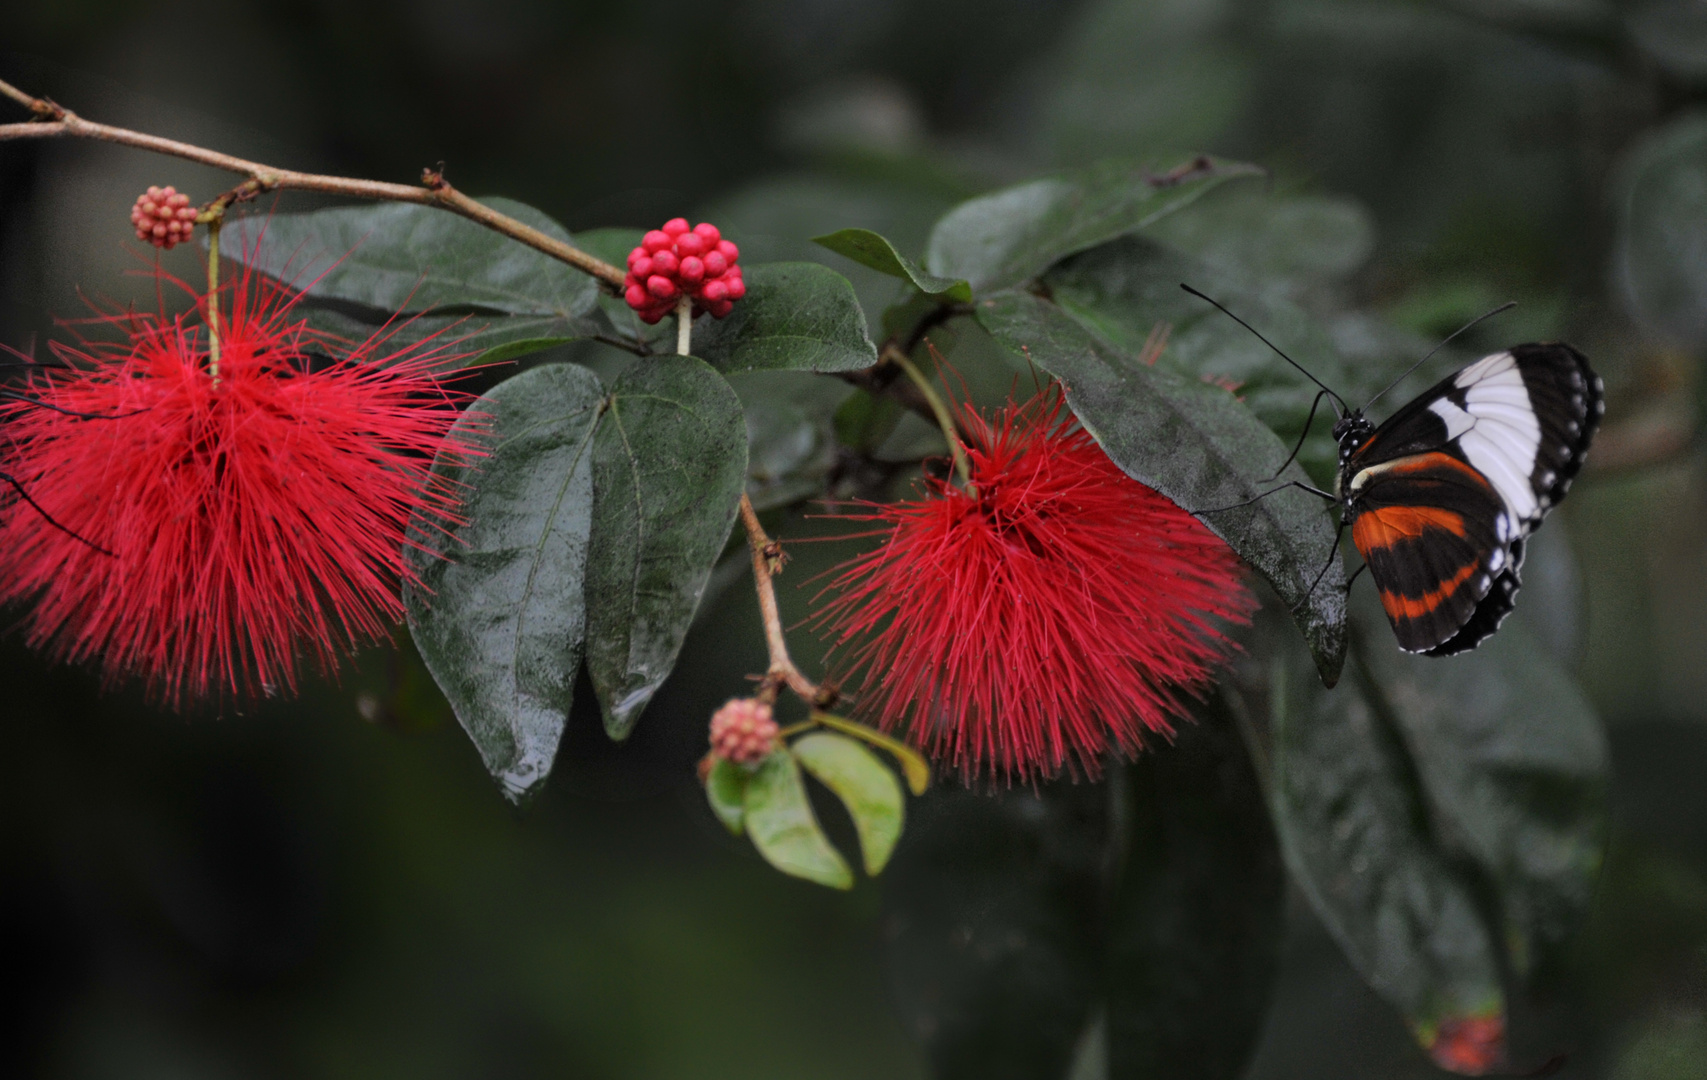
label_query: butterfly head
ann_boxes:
[1332,412,1375,463]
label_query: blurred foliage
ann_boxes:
[7,0,1707,1077]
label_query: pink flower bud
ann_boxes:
[678,256,705,283]
[694,222,721,244]
[724,277,746,300]
[647,274,677,299]
[650,250,679,275]
[625,284,649,308]
[643,230,673,252]
[717,240,739,261]
[702,251,727,277]
[662,217,690,235]
[701,280,727,302]
[675,233,705,257]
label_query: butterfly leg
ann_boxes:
[0,469,114,556]
[1194,480,1336,516]
[1304,518,1347,599]
[1266,388,1329,482]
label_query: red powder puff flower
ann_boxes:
[815,389,1256,782]
[0,257,477,706]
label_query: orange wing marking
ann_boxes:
[1379,560,1478,621]
[1352,504,1469,554]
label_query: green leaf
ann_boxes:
[1144,187,1376,290]
[585,357,748,739]
[226,198,607,365]
[1104,713,1284,1080]
[404,363,603,803]
[977,288,1347,686]
[705,758,749,836]
[811,227,972,301]
[1350,587,1608,978]
[791,732,904,875]
[1041,236,1371,483]
[812,711,931,796]
[1613,112,1707,347]
[575,228,677,352]
[692,262,879,373]
[743,750,854,890]
[1253,610,1506,1071]
[924,156,1262,292]
[727,371,854,511]
[882,783,1109,1079]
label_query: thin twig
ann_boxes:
[0,76,627,287]
[737,494,820,705]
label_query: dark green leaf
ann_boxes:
[727,371,853,511]
[1614,112,1707,347]
[1251,609,1506,1070]
[404,363,603,803]
[1104,714,1284,1080]
[706,757,749,836]
[791,732,904,875]
[302,307,589,369]
[1351,587,1608,978]
[585,357,748,739]
[1042,236,1372,483]
[924,156,1262,292]
[978,288,1346,685]
[231,197,601,320]
[1144,187,1376,290]
[744,750,854,889]
[812,227,972,301]
[882,782,1108,1080]
[692,262,879,373]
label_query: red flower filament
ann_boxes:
[0,261,476,705]
[817,391,1256,782]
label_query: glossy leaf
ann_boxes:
[924,156,1262,291]
[1613,112,1707,347]
[1255,612,1507,1072]
[1104,713,1285,1080]
[881,782,1108,1080]
[691,262,879,373]
[743,750,854,890]
[706,758,749,836]
[227,198,602,357]
[791,732,904,875]
[585,357,748,739]
[1144,187,1376,290]
[978,288,1347,685]
[404,363,602,803]
[727,371,853,511]
[1042,236,1371,483]
[1351,588,1608,978]
[811,227,972,301]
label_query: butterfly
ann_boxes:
[1184,286,1603,655]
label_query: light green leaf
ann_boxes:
[706,757,749,836]
[405,363,603,803]
[791,732,904,875]
[743,750,854,889]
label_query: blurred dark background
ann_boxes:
[5,0,1707,1076]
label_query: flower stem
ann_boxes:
[882,345,973,492]
[0,77,627,287]
[737,493,820,705]
[675,294,693,357]
[205,216,221,381]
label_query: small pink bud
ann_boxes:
[675,233,705,257]
[627,246,645,267]
[678,256,704,283]
[717,239,739,260]
[701,280,728,302]
[643,230,673,252]
[708,299,734,318]
[647,274,677,299]
[694,222,721,244]
[725,277,746,300]
[625,284,649,308]
[702,251,728,277]
[632,256,654,278]
[662,217,690,235]
[709,698,778,765]
[651,250,679,275]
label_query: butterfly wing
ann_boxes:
[1348,453,1514,653]
[1344,343,1601,654]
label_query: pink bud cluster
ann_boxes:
[708,698,777,765]
[131,186,198,250]
[624,218,745,324]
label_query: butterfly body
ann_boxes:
[1334,343,1603,655]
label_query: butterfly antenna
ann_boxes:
[1362,300,1517,412]
[1181,284,1347,418]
